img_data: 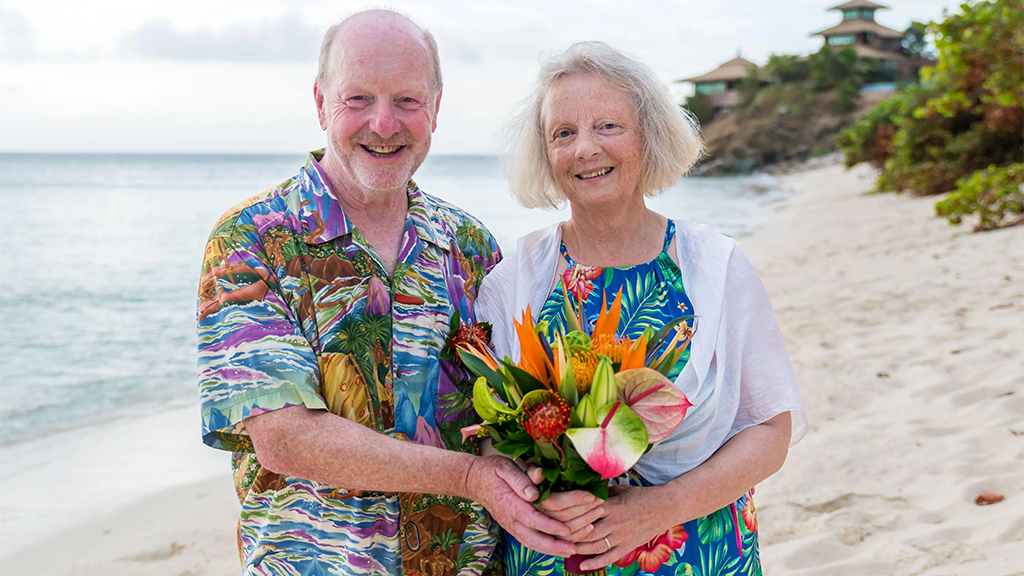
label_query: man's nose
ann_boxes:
[368,101,400,139]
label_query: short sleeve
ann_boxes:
[197,228,326,451]
[723,246,807,446]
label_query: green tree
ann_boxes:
[902,21,934,59]
[763,54,809,84]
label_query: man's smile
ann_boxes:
[362,144,405,157]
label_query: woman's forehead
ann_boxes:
[541,74,636,125]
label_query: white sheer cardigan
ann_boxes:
[475,221,807,485]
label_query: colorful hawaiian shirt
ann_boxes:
[197,150,502,576]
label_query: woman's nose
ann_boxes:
[574,130,601,160]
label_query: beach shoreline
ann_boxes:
[3,162,1021,575]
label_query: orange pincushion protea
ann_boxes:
[521,394,572,444]
[591,334,634,363]
[571,349,599,394]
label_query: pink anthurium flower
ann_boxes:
[565,401,648,479]
[615,368,693,443]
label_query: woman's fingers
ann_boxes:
[527,466,544,485]
[538,490,599,512]
[561,504,607,537]
[579,545,624,572]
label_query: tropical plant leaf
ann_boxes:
[698,539,741,576]
[621,272,669,335]
[454,545,478,572]
[505,539,557,576]
[438,390,473,420]
[697,507,732,545]
[741,531,761,576]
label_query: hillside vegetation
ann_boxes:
[837,0,1023,230]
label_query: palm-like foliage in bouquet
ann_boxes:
[452,282,694,501]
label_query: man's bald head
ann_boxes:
[316,10,442,97]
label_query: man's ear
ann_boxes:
[431,85,443,133]
[314,82,328,130]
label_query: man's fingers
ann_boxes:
[496,463,539,502]
[527,466,544,485]
[509,520,576,558]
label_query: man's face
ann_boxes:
[316,22,440,195]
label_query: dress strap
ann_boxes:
[558,237,578,268]
[662,219,676,253]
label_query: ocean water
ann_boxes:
[0,153,787,446]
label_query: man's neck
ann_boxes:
[320,158,409,277]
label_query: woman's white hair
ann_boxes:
[501,41,704,209]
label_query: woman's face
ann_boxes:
[541,73,643,211]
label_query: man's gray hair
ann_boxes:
[501,42,704,209]
[315,9,442,96]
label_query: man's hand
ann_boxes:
[465,456,578,557]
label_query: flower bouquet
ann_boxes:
[447,285,694,576]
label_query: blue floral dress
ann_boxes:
[503,220,761,576]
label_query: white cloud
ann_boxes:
[121,12,323,62]
[0,9,36,62]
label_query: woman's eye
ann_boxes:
[601,123,617,130]
[556,129,572,139]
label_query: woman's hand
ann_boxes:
[571,484,673,571]
[524,467,604,540]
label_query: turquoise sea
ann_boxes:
[0,153,788,446]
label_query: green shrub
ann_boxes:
[935,164,1024,230]
[808,46,859,91]
[833,0,1023,217]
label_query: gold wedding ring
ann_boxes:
[603,536,611,551]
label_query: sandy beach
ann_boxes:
[2,162,1021,575]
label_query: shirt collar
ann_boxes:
[297,150,443,249]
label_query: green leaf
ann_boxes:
[501,360,547,395]
[459,350,508,403]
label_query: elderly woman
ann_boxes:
[476,42,806,576]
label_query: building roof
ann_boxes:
[811,18,904,38]
[675,56,757,84]
[829,0,889,10]
[845,43,908,61]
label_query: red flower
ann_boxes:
[563,264,602,303]
[613,524,688,572]
[741,492,758,534]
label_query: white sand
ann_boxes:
[2,163,1021,575]
[747,164,1024,576]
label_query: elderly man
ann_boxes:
[197,10,583,575]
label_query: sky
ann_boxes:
[0,0,956,155]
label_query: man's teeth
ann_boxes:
[365,145,401,154]
[579,167,612,179]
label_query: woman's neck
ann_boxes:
[561,198,668,268]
